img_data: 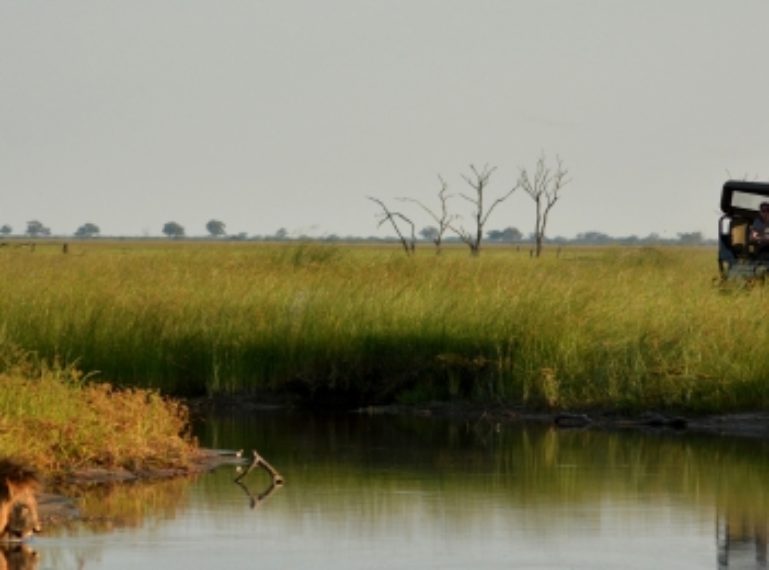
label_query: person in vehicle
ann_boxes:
[750,202,769,257]
[751,203,769,239]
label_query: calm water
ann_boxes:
[14,412,769,569]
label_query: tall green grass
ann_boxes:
[0,241,764,411]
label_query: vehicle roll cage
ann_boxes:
[719,180,769,279]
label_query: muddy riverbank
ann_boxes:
[354,403,769,439]
[187,394,769,439]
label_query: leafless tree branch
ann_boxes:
[450,163,515,256]
[519,153,569,257]
[398,175,455,254]
[368,196,416,255]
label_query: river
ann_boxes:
[15,411,769,569]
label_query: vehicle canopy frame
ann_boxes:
[719,180,769,280]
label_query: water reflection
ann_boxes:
[31,413,769,568]
[0,544,37,570]
[718,510,768,569]
[233,450,284,509]
[52,477,191,532]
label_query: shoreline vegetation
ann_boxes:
[3,240,769,476]
[0,346,198,477]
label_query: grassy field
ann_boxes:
[0,239,765,412]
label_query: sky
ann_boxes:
[1,1,767,239]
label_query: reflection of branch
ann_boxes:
[234,479,281,510]
[233,450,284,510]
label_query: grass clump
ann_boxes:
[0,342,196,475]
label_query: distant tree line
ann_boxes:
[75,223,100,238]
[0,219,231,239]
[160,219,227,239]
[0,218,712,247]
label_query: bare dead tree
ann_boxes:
[449,164,517,256]
[398,175,455,254]
[368,197,416,255]
[518,154,569,258]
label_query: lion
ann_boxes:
[0,461,41,542]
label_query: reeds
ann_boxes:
[0,241,764,412]
[0,342,196,473]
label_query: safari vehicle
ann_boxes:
[719,180,769,280]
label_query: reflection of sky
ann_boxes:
[39,483,715,570]
[36,413,769,569]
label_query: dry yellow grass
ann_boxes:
[0,345,196,474]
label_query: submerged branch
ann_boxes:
[234,449,284,485]
[233,449,285,509]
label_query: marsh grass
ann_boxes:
[0,342,196,473]
[0,240,765,412]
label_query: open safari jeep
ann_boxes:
[719,180,769,280]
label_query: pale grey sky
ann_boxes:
[1,1,767,239]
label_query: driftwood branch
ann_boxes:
[235,449,284,485]
[233,449,285,509]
